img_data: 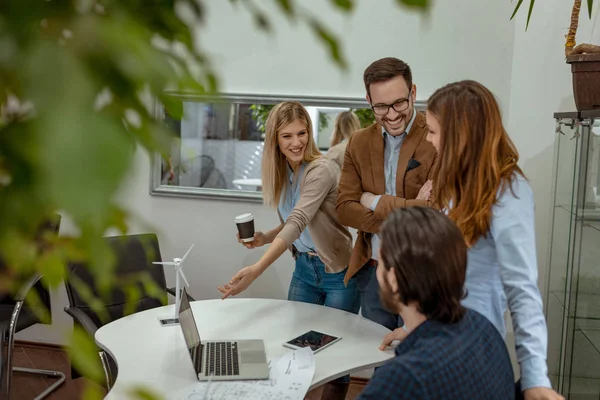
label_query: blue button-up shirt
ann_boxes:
[460,174,551,390]
[369,108,417,260]
[357,309,515,400]
[278,162,316,253]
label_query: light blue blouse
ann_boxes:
[461,174,550,390]
[278,162,317,253]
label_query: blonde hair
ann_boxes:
[261,101,321,207]
[330,111,361,147]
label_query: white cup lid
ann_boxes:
[235,213,254,223]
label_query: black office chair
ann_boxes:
[63,233,195,389]
[0,215,66,400]
[198,155,215,187]
[203,166,227,189]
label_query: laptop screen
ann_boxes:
[179,289,201,347]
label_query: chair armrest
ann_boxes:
[15,273,43,301]
[167,287,196,302]
[64,306,99,337]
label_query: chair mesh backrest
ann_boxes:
[65,233,168,328]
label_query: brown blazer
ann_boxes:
[276,156,353,273]
[336,111,437,283]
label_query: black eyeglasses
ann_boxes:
[371,89,412,116]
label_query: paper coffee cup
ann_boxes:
[235,213,255,242]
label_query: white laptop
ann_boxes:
[178,287,269,381]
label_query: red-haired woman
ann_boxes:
[423,80,562,400]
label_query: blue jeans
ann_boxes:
[356,261,404,331]
[288,252,360,383]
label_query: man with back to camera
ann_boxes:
[357,206,515,400]
[336,57,437,342]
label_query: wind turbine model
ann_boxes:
[153,244,194,326]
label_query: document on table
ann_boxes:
[178,347,315,400]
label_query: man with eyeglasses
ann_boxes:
[336,57,437,346]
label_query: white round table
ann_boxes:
[95,298,393,399]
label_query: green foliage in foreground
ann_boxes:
[0,1,428,398]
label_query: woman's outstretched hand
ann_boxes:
[218,265,261,299]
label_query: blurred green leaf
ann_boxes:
[330,0,354,11]
[275,0,295,16]
[24,287,51,325]
[237,0,272,31]
[37,250,66,288]
[396,0,429,8]
[254,12,272,31]
[36,107,135,222]
[0,232,37,274]
[128,386,164,400]
[85,235,116,298]
[107,206,129,236]
[22,41,136,223]
[159,93,184,120]
[82,383,105,400]
[140,274,168,303]
[205,71,219,93]
[68,325,104,383]
[187,1,205,22]
[588,0,595,19]
[124,283,141,316]
[308,18,347,70]
[68,274,111,323]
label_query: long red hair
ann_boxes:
[427,80,524,246]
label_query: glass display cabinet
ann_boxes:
[547,110,600,400]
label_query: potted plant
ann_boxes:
[513,0,600,110]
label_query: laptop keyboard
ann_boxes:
[206,341,240,376]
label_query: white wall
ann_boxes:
[198,0,516,109]
[18,0,519,348]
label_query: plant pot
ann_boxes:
[567,53,600,111]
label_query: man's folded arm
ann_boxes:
[336,137,382,234]
[373,196,430,220]
[373,153,437,220]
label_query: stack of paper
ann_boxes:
[179,347,316,400]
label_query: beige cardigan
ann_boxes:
[276,156,352,273]
[326,140,348,170]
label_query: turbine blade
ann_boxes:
[180,244,195,264]
[178,268,190,287]
[153,262,176,266]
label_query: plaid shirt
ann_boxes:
[357,309,515,400]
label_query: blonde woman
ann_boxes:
[218,101,359,399]
[327,111,361,168]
